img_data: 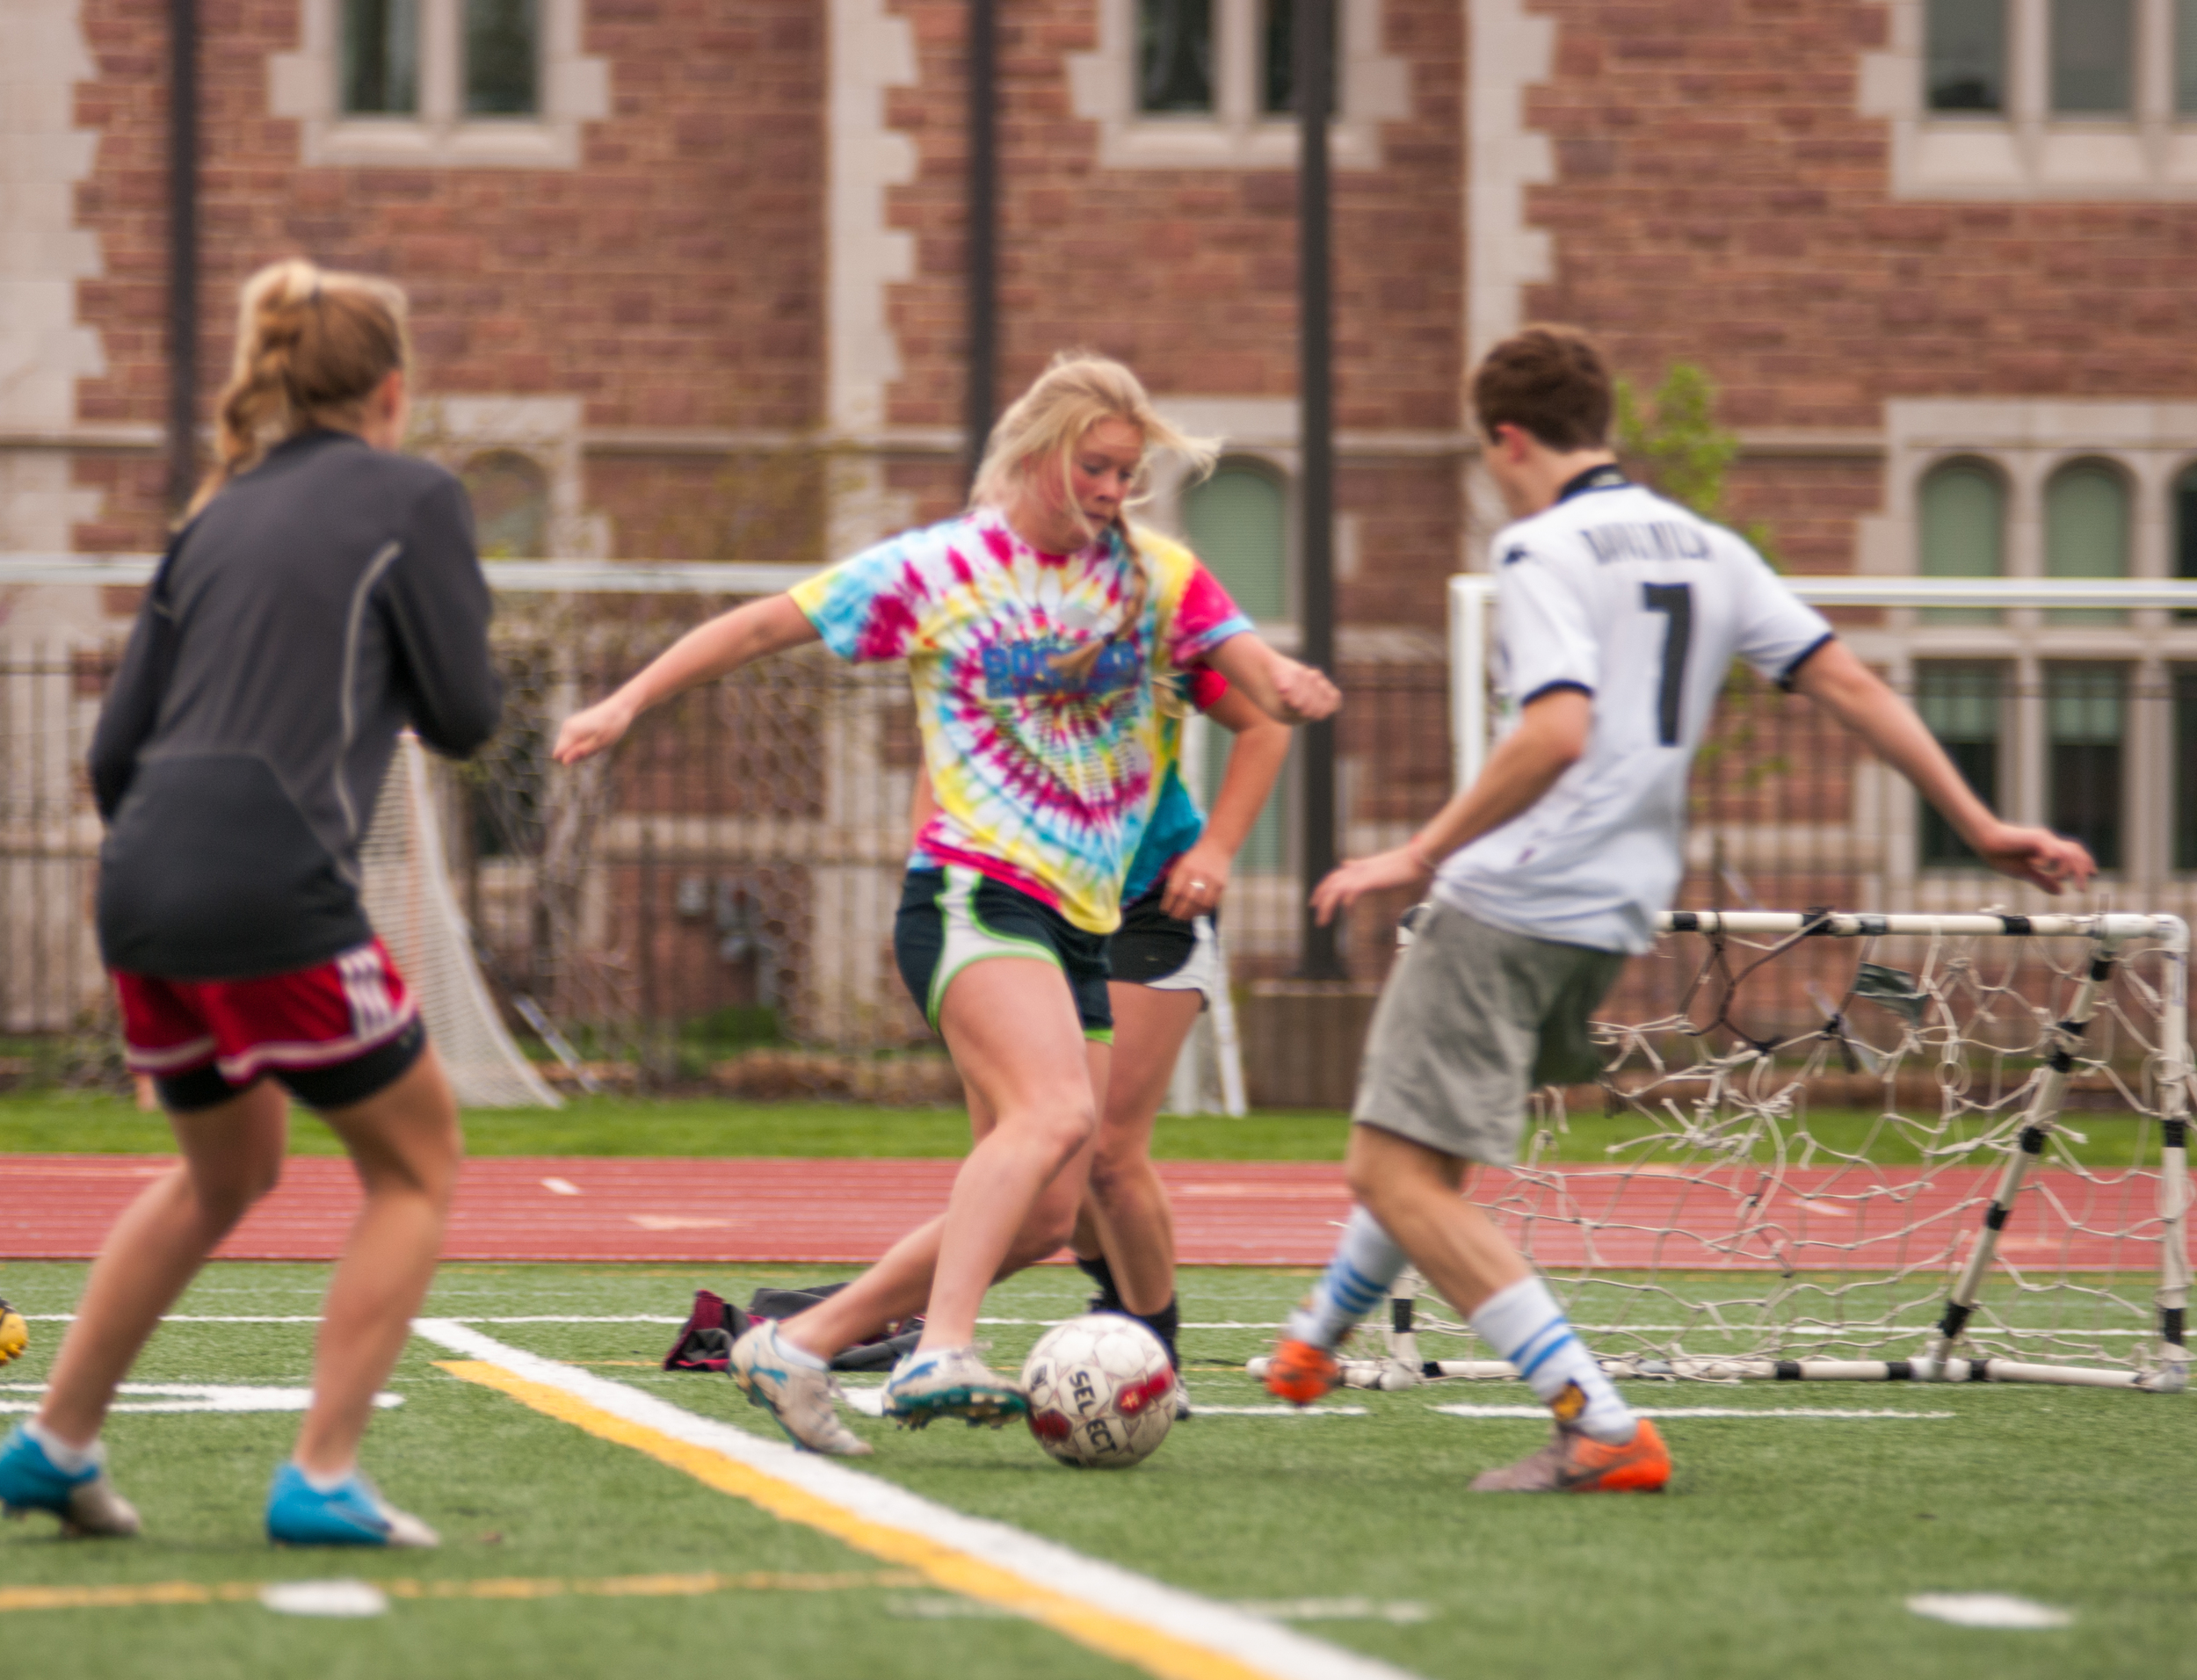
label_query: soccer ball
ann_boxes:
[1020,1314,1176,1468]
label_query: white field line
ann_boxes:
[1906,1593,2072,1629]
[1431,1404,1954,1420]
[410,1321,1420,1680]
[0,1384,400,1415]
[835,1385,1368,1421]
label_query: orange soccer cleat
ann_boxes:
[1263,1337,1342,1407]
[1469,1416,1671,1493]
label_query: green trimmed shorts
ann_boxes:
[894,865,1113,1042]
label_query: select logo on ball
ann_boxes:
[1018,1314,1176,1469]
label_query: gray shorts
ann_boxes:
[1352,903,1625,1167]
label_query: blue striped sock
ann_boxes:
[1288,1207,1408,1349]
[1470,1276,1635,1444]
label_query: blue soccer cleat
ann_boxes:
[265,1462,438,1547]
[0,1423,141,1538]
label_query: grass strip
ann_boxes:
[0,1091,2167,1167]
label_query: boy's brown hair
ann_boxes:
[1470,324,1613,452]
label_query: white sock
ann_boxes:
[1287,1207,1409,1350]
[25,1419,100,1475]
[294,1461,357,1495]
[771,1321,829,1371]
[1470,1277,1636,1445]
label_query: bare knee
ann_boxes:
[185,1152,282,1230]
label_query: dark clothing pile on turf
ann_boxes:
[663,1285,923,1374]
[91,430,502,981]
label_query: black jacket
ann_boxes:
[91,430,503,979]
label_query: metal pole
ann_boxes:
[1295,0,1342,979]
[964,0,998,490]
[167,0,199,514]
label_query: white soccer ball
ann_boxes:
[1019,1314,1176,1468]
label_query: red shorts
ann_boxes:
[115,938,422,1103]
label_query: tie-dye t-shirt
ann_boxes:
[790,509,1252,933]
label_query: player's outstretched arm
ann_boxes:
[1792,640,2095,896]
[1203,634,1340,726]
[553,593,820,765]
[1310,687,1592,925]
[1159,684,1290,921]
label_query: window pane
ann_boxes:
[2051,0,2133,114]
[341,0,419,115]
[1916,663,2001,867]
[2180,0,2197,112]
[467,0,540,116]
[464,452,549,558]
[2047,665,2123,870]
[1263,0,1340,116]
[1139,0,1215,114]
[1918,460,2002,624]
[1184,464,1288,620]
[2177,669,2197,869]
[1926,0,2005,112]
[2045,460,2128,622]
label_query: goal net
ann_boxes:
[359,735,562,1110]
[1331,909,2192,1393]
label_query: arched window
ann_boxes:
[1918,458,2003,623]
[1183,460,1289,871]
[463,450,550,558]
[1184,460,1287,620]
[2044,458,2128,622]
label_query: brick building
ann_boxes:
[4,1,2194,1072]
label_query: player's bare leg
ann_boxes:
[4,1078,288,1535]
[298,1046,462,1476]
[37,1079,290,1449]
[1345,1124,1667,1491]
[1078,982,1197,1319]
[780,1082,1099,1361]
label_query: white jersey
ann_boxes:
[1434,469,1831,954]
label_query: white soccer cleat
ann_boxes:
[881,1345,1026,1430]
[730,1322,874,1456]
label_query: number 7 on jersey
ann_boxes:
[1642,583,1692,748]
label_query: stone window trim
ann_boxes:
[1861,0,2197,199]
[410,395,608,558]
[271,0,609,170]
[1851,401,2197,884]
[1067,0,1409,170]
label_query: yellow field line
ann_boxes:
[438,1358,1289,1680]
[0,1569,917,1614]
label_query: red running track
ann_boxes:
[0,1155,2166,1269]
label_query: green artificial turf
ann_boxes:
[0,1090,2164,1169]
[2,1261,2187,1679]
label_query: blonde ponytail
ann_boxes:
[186,258,410,518]
[970,351,1215,684]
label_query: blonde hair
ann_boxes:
[970,352,1217,681]
[186,258,411,518]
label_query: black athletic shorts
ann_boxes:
[1106,883,1219,1003]
[894,865,1113,1041]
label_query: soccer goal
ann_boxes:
[1308,909,2189,1394]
